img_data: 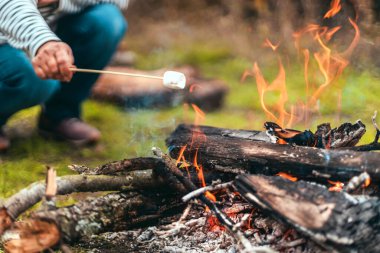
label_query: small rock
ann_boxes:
[137,227,155,242]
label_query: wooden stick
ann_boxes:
[69,67,163,80]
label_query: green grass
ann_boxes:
[1,43,379,198]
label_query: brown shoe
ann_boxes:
[39,117,101,146]
[0,129,10,152]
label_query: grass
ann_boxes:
[1,42,379,198]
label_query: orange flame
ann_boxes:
[207,215,225,232]
[263,38,280,51]
[246,209,255,230]
[324,0,342,19]
[364,177,371,188]
[277,172,298,182]
[176,145,187,165]
[193,150,216,202]
[328,180,344,192]
[297,21,358,106]
[242,60,291,128]
[191,104,206,126]
[190,103,207,147]
[176,145,191,178]
[244,25,358,128]
[325,26,342,41]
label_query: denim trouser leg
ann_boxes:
[0,45,59,126]
[43,3,127,124]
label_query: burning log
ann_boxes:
[2,141,378,252]
[151,147,273,252]
[264,111,380,151]
[264,120,367,148]
[234,174,380,252]
[166,124,380,182]
[1,150,270,252]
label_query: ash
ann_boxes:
[77,203,325,253]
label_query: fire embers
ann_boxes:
[264,120,366,148]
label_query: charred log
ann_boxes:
[264,120,367,148]
[234,174,380,252]
[166,124,380,182]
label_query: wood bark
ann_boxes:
[3,168,163,221]
[0,158,172,236]
[2,191,184,252]
[234,174,380,252]
[166,124,380,182]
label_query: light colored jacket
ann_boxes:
[0,0,129,57]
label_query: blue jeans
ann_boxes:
[0,3,127,126]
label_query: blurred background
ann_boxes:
[1,0,379,197]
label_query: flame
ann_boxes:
[342,18,360,57]
[190,103,207,147]
[263,38,280,51]
[176,145,191,178]
[176,145,187,165]
[193,149,216,202]
[277,172,298,182]
[324,0,342,19]
[325,26,342,41]
[246,209,255,230]
[363,177,371,188]
[191,104,206,126]
[243,8,360,128]
[207,215,225,232]
[243,60,291,128]
[296,19,359,111]
[328,180,344,192]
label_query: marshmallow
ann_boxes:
[163,71,186,89]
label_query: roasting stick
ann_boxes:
[69,67,186,89]
[69,67,162,80]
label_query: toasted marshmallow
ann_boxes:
[163,71,186,89]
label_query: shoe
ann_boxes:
[0,129,10,152]
[38,116,101,146]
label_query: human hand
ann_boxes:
[38,0,58,7]
[32,41,74,82]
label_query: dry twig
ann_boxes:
[182,181,233,202]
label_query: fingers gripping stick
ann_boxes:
[69,67,186,90]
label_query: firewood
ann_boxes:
[2,192,175,252]
[234,174,380,252]
[0,163,167,236]
[152,147,260,252]
[166,124,380,182]
[264,120,366,148]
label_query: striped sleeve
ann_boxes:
[59,0,129,13]
[0,0,61,57]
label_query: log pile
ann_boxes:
[1,119,380,252]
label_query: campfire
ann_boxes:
[1,115,379,252]
[1,1,380,253]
